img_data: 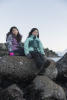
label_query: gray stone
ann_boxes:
[0,56,41,87]
[44,60,58,80]
[0,84,25,100]
[24,76,66,100]
[56,53,67,78]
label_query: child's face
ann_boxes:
[32,30,38,36]
[12,28,18,36]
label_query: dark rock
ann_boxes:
[24,75,66,100]
[0,55,67,100]
[0,56,41,88]
[0,43,7,50]
[55,53,67,99]
[0,84,25,100]
[44,60,58,80]
[56,53,67,78]
[44,48,59,57]
[0,56,57,88]
[38,59,58,80]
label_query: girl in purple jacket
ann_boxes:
[6,26,24,56]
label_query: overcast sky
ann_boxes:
[0,0,67,51]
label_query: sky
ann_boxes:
[0,0,67,51]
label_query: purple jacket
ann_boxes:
[6,34,22,52]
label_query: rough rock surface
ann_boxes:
[0,56,41,88]
[0,84,25,100]
[44,60,58,80]
[0,54,67,100]
[56,53,67,78]
[56,53,67,99]
[24,76,66,100]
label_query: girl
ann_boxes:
[6,26,24,56]
[24,28,49,74]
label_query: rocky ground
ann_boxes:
[0,53,67,100]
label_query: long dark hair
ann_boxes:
[28,28,39,38]
[6,26,22,42]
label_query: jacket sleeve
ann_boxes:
[39,40,45,55]
[6,35,13,52]
[24,38,30,55]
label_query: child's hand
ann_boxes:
[9,52,14,56]
[26,53,32,59]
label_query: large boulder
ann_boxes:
[44,59,58,80]
[56,53,67,78]
[0,84,25,100]
[24,75,66,100]
[56,53,67,99]
[0,56,59,88]
[0,55,67,100]
[0,56,41,87]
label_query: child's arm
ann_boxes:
[6,35,14,55]
[24,38,30,56]
[39,40,45,55]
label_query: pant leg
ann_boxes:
[18,47,25,56]
[30,51,45,69]
[30,51,50,75]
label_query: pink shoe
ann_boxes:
[9,52,14,56]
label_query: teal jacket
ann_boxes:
[24,35,45,55]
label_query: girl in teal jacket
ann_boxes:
[24,28,48,73]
